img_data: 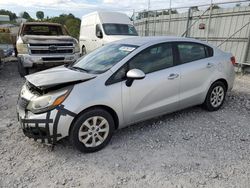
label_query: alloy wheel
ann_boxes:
[78,116,109,147]
[210,86,225,108]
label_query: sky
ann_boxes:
[0,0,246,18]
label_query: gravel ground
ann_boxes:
[0,61,250,188]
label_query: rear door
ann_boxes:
[175,42,215,108]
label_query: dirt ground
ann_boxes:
[0,61,250,188]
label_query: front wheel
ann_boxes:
[203,81,226,111]
[70,108,115,153]
[81,46,86,56]
[17,58,29,77]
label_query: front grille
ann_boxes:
[29,43,73,47]
[29,43,74,55]
[26,82,42,95]
[31,49,73,54]
[18,97,29,109]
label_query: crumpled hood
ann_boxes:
[21,35,77,44]
[25,66,96,90]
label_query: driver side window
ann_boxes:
[105,43,174,85]
[129,43,173,74]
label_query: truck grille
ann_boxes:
[31,49,73,54]
[29,43,74,55]
[29,43,73,47]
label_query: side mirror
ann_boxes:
[126,69,145,87]
[96,30,103,39]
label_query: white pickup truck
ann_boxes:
[16,22,80,76]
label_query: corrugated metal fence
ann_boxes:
[134,3,250,66]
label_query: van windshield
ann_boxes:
[102,24,138,36]
[71,44,138,74]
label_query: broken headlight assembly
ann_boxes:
[27,87,72,114]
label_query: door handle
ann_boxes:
[168,73,179,80]
[206,62,214,68]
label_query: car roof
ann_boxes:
[115,36,211,47]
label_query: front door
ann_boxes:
[122,42,180,124]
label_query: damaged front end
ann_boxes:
[17,67,96,145]
[17,81,77,145]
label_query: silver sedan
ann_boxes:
[17,36,235,152]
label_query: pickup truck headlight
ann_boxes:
[74,44,80,53]
[27,88,71,114]
[16,38,28,54]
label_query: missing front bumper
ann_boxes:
[18,105,76,145]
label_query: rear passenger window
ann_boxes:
[177,43,213,64]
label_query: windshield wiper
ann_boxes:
[69,66,89,73]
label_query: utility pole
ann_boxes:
[148,0,151,11]
[206,0,213,42]
[168,0,172,34]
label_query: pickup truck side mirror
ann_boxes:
[126,69,145,87]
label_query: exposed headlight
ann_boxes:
[27,88,72,114]
[16,37,28,54]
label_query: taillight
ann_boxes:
[230,56,236,66]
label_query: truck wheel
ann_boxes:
[17,58,29,77]
[0,58,2,69]
[70,108,115,153]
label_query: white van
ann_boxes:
[79,11,138,55]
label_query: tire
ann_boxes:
[0,58,2,69]
[81,46,86,56]
[70,108,115,153]
[17,58,29,77]
[203,81,226,111]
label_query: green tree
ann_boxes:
[136,9,178,20]
[21,11,31,19]
[65,18,81,38]
[36,11,44,20]
[47,13,80,38]
[0,9,17,21]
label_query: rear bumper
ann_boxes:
[18,53,80,68]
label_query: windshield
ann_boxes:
[72,44,138,74]
[102,24,138,36]
[22,25,65,36]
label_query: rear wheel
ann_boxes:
[70,108,115,153]
[203,81,226,111]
